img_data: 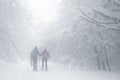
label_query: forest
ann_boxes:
[0,0,120,73]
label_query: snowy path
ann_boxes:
[0,61,120,80]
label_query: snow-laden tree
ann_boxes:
[0,0,35,62]
[50,0,120,72]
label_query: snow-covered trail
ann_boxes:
[0,60,120,80]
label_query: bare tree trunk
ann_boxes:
[101,59,107,71]
[96,56,101,70]
[94,46,102,70]
[104,45,111,72]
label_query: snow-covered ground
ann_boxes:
[0,60,120,80]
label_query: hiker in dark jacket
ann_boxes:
[30,46,40,71]
[41,48,50,71]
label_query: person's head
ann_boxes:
[34,46,37,50]
[43,48,48,53]
[44,48,47,51]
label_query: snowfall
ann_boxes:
[0,60,120,80]
[0,0,120,80]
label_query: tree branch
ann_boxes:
[80,9,119,24]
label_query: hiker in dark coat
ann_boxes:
[41,48,50,71]
[30,46,40,71]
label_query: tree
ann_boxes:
[52,0,120,72]
[0,0,34,62]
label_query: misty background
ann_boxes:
[0,0,120,73]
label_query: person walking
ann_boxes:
[41,48,50,71]
[30,46,40,71]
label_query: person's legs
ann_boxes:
[35,62,37,71]
[33,61,35,70]
[42,59,44,70]
[45,59,48,71]
[33,61,37,71]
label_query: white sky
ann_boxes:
[22,0,62,25]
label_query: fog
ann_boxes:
[0,0,120,73]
